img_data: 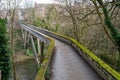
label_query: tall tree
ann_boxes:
[7,0,21,80]
[91,0,120,51]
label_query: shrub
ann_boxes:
[0,18,10,80]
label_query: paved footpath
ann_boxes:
[50,39,102,80]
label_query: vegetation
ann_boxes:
[0,18,10,80]
[29,0,120,73]
[91,0,120,71]
[1,0,120,79]
[32,5,60,32]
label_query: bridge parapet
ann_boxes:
[27,24,120,80]
[19,23,55,80]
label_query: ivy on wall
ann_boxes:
[0,18,10,80]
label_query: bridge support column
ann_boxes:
[30,35,40,68]
[26,33,30,49]
[24,31,28,52]
[21,28,28,53]
[41,41,44,62]
[37,38,41,64]
[21,28,25,41]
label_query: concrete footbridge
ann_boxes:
[19,23,120,80]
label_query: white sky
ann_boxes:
[0,0,57,10]
[20,0,56,8]
[35,0,55,4]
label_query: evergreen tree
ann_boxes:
[0,18,10,80]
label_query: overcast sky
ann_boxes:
[35,0,56,4]
[20,0,56,8]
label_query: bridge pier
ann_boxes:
[30,35,40,68]
[37,38,41,64]
[24,31,28,53]
[21,28,25,41]
[40,41,44,62]
[26,33,30,49]
[21,28,28,53]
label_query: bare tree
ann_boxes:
[52,0,120,71]
[22,0,35,23]
[91,0,120,51]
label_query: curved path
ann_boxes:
[50,39,102,80]
[20,24,102,80]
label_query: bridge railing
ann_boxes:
[19,24,55,80]
[27,24,120,80]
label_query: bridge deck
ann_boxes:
[50,39,102,80]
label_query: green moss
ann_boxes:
[70,38,120,79]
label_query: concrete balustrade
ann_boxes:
[26,24,120,80]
